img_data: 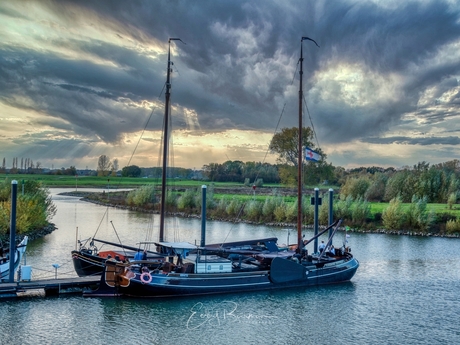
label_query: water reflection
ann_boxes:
[2,188,459,344]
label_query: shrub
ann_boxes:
[262,195,282,221]
[255,178,264,187]
[405,195,434,232]
[351,197,370,225]
[165,192,177,211]
[127,185,156,206]
[446,218,460,234]
[335,195,353,221]
[212,197,229,218]
[382,197,405,230]
[273,203,287,222]
[318,194,330,225]
[244,200,262,221]
[178,189,197,211]
[0,179,55,235]
[226,197,243,217]
[284,200,297,223]
[302,197,314,225]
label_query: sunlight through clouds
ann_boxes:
[1,0,460,170]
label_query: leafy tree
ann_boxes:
[222,160,244,182]
[364,172,388,202]
[270,127,318,166]
[340,176,370,200]
[384,170,411,202]
[202,163,221,181]
[447,192,458,210]
[202,161,279,183]
[62,166,77,176]
[304,160,334,185]
[269,127,326,185]
[122,165,142,177]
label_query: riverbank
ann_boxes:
[0,223,57,246]
[61,191,460,239]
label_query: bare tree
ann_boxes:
[112,158,119,171]
[111,158,119,176]
[97,155,112,176]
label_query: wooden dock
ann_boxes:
[0,276,100,298]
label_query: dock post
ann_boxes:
[200,185,207,248]
[8,180,18,283]
[312,188,320,253]
[328,188,334,245]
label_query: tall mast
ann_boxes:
[159,38,183,243]
[297,36,319,250]
[297,39,304,250]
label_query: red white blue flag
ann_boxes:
[305,147,320,162]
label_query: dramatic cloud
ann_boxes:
[0,0,459,169]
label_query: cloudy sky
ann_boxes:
[1,0,459,171]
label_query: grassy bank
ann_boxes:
[0,173,269,189]
[78,186,460,236]
[3,174,459,235]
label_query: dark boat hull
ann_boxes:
[72,237,277,277]
[85,255,359,297]
[71,250,105,277]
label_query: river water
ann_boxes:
[0,188,459,345]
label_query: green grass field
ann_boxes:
[0,174,235,188]
[369,202,460,217]
[2,173,459,219]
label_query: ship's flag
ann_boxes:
[305,147,320,162]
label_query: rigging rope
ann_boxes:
[303,94,321,151]
[219,52,309,245]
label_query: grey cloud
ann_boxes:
[1,0,460,168]
[363,136,460,146]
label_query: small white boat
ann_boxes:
[0,236,28,281]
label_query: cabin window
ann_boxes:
[207,265,211,271]
[219,265,223,270]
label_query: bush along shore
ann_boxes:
[61,188,460,239]
[0,179,58,245]
[0,223,57,248]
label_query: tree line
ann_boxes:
[2,126,459,207]
[123,183,460,234]
[340,160,460,204]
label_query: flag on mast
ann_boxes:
[305,147,320,162]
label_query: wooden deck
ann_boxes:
[0,276,100,298]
